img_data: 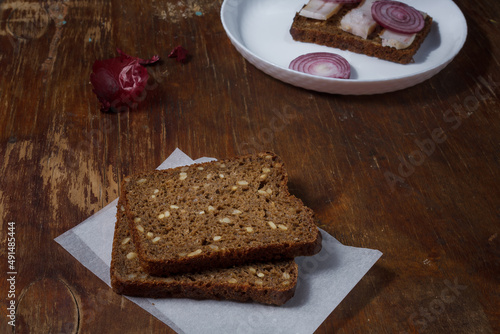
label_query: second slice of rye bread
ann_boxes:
[111,198,299,305]
[121,152,322,276]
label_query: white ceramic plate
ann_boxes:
[220,0,467,95]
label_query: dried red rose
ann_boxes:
[168,46,189,63]
[90,49,159,112]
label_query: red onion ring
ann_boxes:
[289,52,351,79]
[371,1,424,34]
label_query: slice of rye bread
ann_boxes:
[290,3,433,64]
[121,152,322,276]
[111,199,298,305]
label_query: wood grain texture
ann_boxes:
[1,0,499,333]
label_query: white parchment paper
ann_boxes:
[55,148,382,334]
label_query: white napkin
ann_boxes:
[55,148,382,334]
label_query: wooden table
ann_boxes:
[1,0,499,333]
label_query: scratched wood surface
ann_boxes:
[0,0,499,333]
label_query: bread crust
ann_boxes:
[290,4,433,64]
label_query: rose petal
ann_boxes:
[168,46,188,63]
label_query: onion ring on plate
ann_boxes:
[289,52,351,79]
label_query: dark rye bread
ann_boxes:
[121,152,322,276]
[290,3,433,64]
[111,199,298,305]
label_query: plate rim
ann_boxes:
[220,0,468,94]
